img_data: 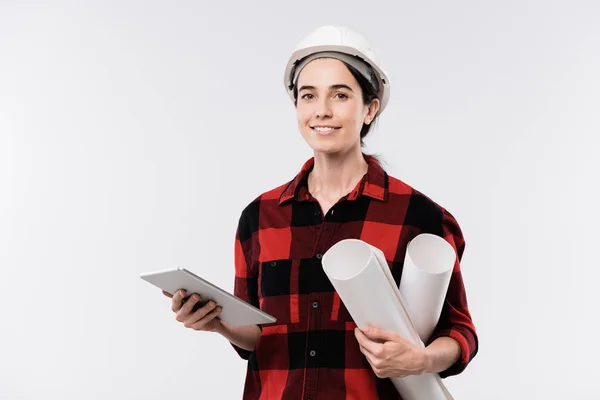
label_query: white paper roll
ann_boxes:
[399,233,456,343]
[322,237,454,400]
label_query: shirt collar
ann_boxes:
[278,154,389,205]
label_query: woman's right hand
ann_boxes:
[162,289,223,332]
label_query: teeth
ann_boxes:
[314,127,335,132]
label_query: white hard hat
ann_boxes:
[284,25,391,116]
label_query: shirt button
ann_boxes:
[316,253,322,259]
[270,261,276,267]
[309,350,316,357]
[312,301,319,309]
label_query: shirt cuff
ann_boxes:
[230,343,253,360]
[428,327,477,378]
[229,324,262,360]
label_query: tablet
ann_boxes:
[140,267,276,326]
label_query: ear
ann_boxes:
[364,99,380,125]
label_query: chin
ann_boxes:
[305,139,342,154]
[312,147,340,155]
[302,132,344,153]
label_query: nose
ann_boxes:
[314,98,333,119]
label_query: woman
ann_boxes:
[164,25,478,399]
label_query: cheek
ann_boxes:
[298,111,317,137]
[296,107,311,125]
[338,106,363,130]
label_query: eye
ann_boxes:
[335,92,348,99]
[301,93,314,100]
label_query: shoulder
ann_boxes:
[386,173,442,213]
[239,181,290,215]
[385,173,460,235]
[235,181,291,236]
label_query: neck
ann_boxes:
[308,147,369,202]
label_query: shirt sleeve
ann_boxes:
[426,208,479,378]
[229,210,261,360]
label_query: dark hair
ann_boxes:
[292,60,381,148]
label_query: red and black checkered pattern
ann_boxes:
[232,155,478,400]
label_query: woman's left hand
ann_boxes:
[354,325,430,379]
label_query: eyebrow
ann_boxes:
[298,84,354,92]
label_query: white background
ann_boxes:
[1,1,599,399]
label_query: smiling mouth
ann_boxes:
[311,126,341,134]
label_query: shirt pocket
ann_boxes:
[259,257,360,327]
[330,290,356,325]
[258,258,295,326]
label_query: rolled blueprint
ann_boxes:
[399,233,456,344]
[321,236,455,400]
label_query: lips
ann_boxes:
[311,126,341,134]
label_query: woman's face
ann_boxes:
[295,58,378,155]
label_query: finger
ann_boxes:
[178,293,202,319]
[359,343,376,362]
[203,310,225,332]
[362,325,399,343]
[355,327,384,356]
[190,306,223,330]
[162,290,173,298]
[359,345,383,372]
[206,319,222,331]
[185,301,217,327]
[171,289,186,312]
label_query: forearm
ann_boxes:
[216,322,261,351]
[423,336,461,374]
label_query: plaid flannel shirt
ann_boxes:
[231,155,478,400]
